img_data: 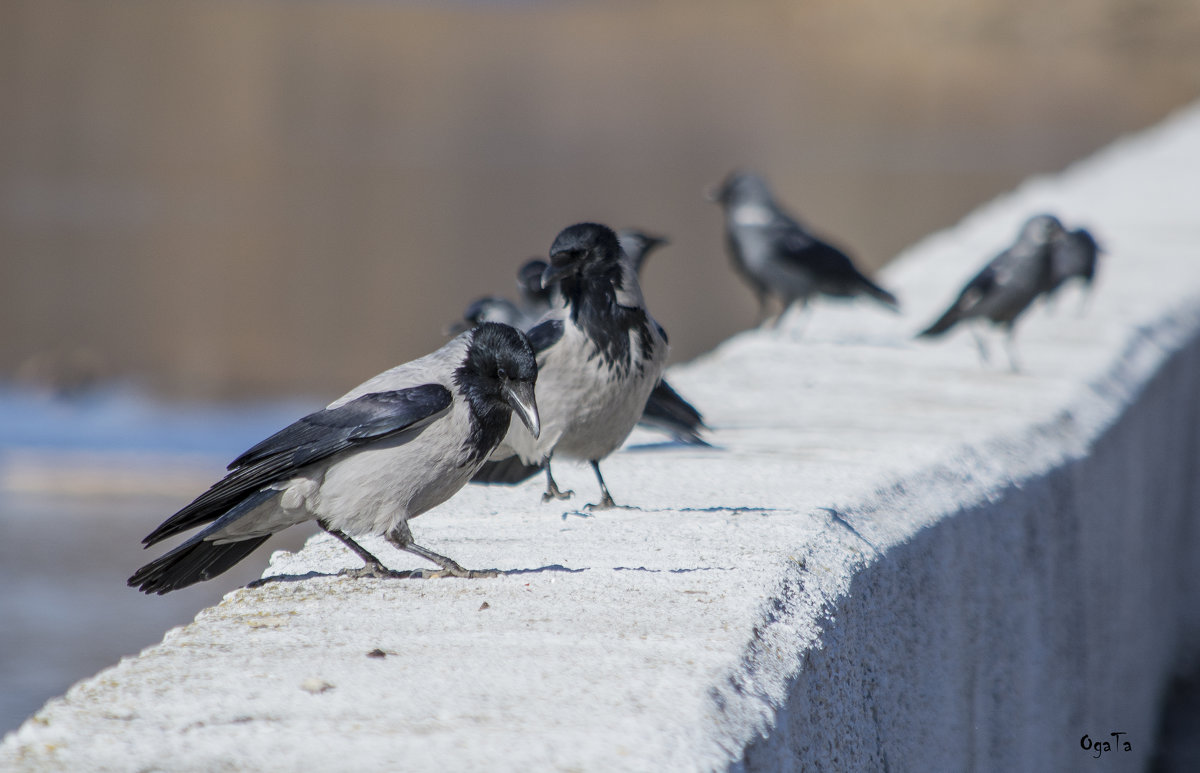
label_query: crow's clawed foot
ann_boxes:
[339,561,403,580]
[583,497,640,513]
[542,485,574,503]
[405,566,500,580]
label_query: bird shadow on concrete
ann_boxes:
[612,565,737,573]
[246,563,587,589]
[561,505,775,520]
[625,440,724,452]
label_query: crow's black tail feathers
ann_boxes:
[858,275,900,312]
[129,535,270,595]
[639,380,710,446]
[471,456,544,485]
[917,306,961,338]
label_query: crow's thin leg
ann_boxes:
[583,460,635,512]
[541,458,574,502]
[386,520,496,579]
[755,290,770,327]
[1076,288,1093,317]
[972,330,991,365]
[319,520,395,578]
[1004,329,1022,373]
[784,299,813,337]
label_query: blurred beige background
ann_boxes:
[3,0,1199,400]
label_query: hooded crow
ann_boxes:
[129,322,540,594]
[453,229,708,447]
[918,214,1065,370]
[472,222,669,509]
[709,171,899,324]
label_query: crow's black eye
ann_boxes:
[497,367,508,380]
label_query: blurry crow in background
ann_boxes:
[918,214,1065,370]
[709,171,899,325]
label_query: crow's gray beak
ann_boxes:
[503,380,540,439]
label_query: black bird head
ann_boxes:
[1052,227,1103,287]
[1070,228,1103,284]
[706,171,771,208]
[458,322,540,439]
[617,229,669,275]
[542,222,624,287]
[517,258,552,304]
[1018,213,1065,246]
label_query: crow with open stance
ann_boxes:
[453,227,708,447]
[129,322,540,594]
[917,214,1066,370]
[472,222,669,509]
[709,171,899,325]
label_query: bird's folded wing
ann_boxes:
[471,455,544,485]
[141,384,452,546]
[525,319,564,353]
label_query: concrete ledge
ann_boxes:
[5,105,1200,771]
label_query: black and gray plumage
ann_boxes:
[709,171,899,323]
[129,323,540,594]
[453,228,708,447]
[472,222,669,509]
[917,214,1066,370]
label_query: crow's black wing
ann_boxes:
[918,259,1002,337]
[526,319,564,353]
[142,384,452,546]
[471,455,544,485]
[774,221,900,309]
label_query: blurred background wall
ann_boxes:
[2,0,1199,401]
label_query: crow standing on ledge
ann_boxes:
[918,214,1066,371]
[473,222,669,509]
[709,171,899,325]
[454,227,709,447]
[130,322,540,594]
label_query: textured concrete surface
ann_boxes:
[4,104,1200,771]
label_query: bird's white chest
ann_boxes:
[508,317,666,462]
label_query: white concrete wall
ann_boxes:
[4,105,1200,772]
